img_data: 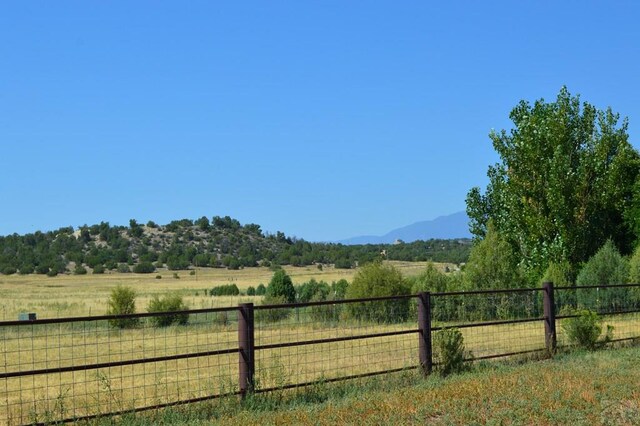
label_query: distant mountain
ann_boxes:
[338,211,471,245]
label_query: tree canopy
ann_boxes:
[466,87,640,278]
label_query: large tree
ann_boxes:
[467,87,639,278]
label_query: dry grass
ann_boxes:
[0,261,448,320]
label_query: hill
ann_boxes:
[338,211,471,244]
[0,216,471,276]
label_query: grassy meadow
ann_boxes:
[0,261,444,320]
[2,260,639,425]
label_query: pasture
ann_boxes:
[0,261,442,320]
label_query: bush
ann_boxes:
[209,284,240,296]
[117,263,131,273]
[257,295,290,322]
[92,264,105,274]
[35,265,49,275]
[246,286,256,296]
[561,309,613,350]
[19,264,34,275]
[2,266,17,275]
[331,279,349,299]
[576,240,630,310]
[410,263,449,294]
[346,262,411,323]
[256,284,267,296]
[107,286,139,329]
[434,328,469,377]
[147,293,189,327]
[296,279,330,303]
[74,265,87,275]
[133,262,156,274]
[267,270,296,303]
[309,293,342,324]
[46,269,58,277]
[334,258,352,269]
[155,275,162,279]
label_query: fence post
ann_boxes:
[238,303,255,397]
[417,292,433,375]
[542,282,556,355]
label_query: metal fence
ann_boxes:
[1,283,639,425]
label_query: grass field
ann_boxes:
[1,262,639,424]
[87,344,640,425]
[0,261,445,320]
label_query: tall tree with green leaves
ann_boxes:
[466,87,639,278]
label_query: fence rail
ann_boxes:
[2,282,640,425]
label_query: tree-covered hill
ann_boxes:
[0,216,471,276]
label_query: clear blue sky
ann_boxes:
[1,2,639,241]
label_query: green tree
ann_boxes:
[266,270,296,303]
[467,87,640,277]
[576,240,631,311]
[346,262,411,323]
[463,223,524,290]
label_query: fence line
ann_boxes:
[1,282,640,425]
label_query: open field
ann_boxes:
[3,300,639,424]
[0,261,448,320]
[211,344,640,426]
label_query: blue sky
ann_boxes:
[1,2,639,241]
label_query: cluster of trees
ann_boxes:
[0,214,470,276]
[467,87,640,284]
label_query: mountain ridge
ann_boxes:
[338,211,471,245]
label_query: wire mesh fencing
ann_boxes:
[555,284,640,347]
[2,283,640,425]
[0,308,240,425]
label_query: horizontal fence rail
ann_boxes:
[2,283,640,425]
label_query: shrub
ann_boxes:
[267,270,296,303]
[334,258,352,269]
[74,265,87,275]
[147,293,189,327]
[331,279,349,299]
[576,240,630,310]
[246,286,256,296]
[117,263,131,273]
[410,263,449,294]
[133,262,156,274]
[155,275,162,279]
[35,265,50,275]
[19,264,34,275]
[189,270,196,276]
[210,284,240,296]
[561,309,613,350]
[46,269,58,277]
[256,284,267,296]
[107,286,139,329]
[297,279,330,303]
[346,262,411,323]
[92,264,105,274]
[434,328,469,377]
[173,272,180,279]
[2,266,17,275]
[309,293,341,324]
[257,295,290,322]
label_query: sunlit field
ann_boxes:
[0,261,449,320]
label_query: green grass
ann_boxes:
[89,344,640,425]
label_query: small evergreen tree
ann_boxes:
[267,270,296,303]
